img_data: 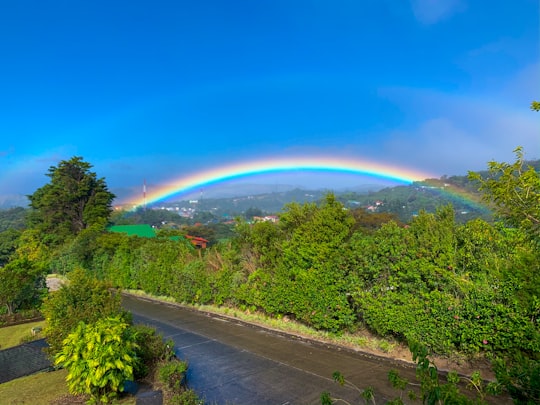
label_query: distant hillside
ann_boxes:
[0,207,28,232]
[155,176,491,224]
[335,178,491,224]
[152,160,540,224]
[159,188,330,219]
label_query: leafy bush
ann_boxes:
[158,359,188,393]
[171,260,213,305]
[54,316,139,404]
[492,352,540,404]
[132,324,175,379]
[41,268,126,355]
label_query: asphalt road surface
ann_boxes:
[122,294,421,404]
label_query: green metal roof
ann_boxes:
[108,224,157,238]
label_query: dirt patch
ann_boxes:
[49,394,89,405]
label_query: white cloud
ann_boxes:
[363,89,540,177]
[410,0,465,24]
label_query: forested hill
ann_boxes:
[183,159,539,223]
[336,175,492,224]
[160,170,497,224]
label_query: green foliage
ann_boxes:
[131,324,175,379]
[158,359,188,393]
[409,341,501,404]
[346,203,540,356]
[492,352,540,404]
[468,147,540,242]
[27,156,115,247]
[54,316,138,404]
[531,101,540,112]
[41,268,125,355]
[91,231,142,287]
[350,207,401,233]
[323,343,501,405]
[240,194,356,331]
[15,228,51,269]
[0,228,21,267]
[238,219,283,272]
[170,260,213,304]
[204,246,244,306]
[0,256,44,315]
[338,178,491,224]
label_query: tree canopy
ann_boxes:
[27,156,115,246]
[469,147,540,242]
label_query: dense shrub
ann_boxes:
[54,316,138,404]
[41,268,126,355]
[132,324,175,379]
[158,359,188,393]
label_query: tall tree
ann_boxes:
[0,257,39,314]
[27,157,115,246]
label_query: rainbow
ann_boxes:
[122,157,435,208]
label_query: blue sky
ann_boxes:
[1,0,539,203]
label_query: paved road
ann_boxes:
[122,294,419,404]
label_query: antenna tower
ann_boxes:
[143,179,147,211]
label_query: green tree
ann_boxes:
[27,156,115,246]
[253,194,356,331]
[41,268,125,355]
[350,207,400,233]
[0,228,21,267]
[469,147,540,242]
[0,229,49,314]
[0,257,40,314]
[531,101,540,112]
[54,316,138,404]
[244,206,264,220]
[236,219,282,273]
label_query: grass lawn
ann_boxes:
[0,369,137,405]
[0,320,46,350]
[0,369,69,405]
